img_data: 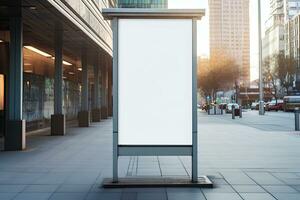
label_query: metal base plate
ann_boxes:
[102,176,213,188]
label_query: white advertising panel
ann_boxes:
[118,19,193,145]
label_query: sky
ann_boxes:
[168,0,270,81]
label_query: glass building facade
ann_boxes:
[117,0,168,8]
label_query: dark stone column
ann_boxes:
[101,58,108,119]
[78,51,90,127]
[5,15,26,151]
[51,23,65,136]
[92,62,101,122]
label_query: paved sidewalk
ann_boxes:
[0,111,300,200]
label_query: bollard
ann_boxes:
[214,106,217,115]
[295,107,300,131]
[239,106,242,118]
[232,105,235,119]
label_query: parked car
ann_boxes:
[269,103,283,111]
[226,103,239,113]
[265,99,284,111]
[251,102,258,110]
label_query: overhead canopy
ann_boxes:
[102,8,205,20]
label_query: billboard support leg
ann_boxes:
[192,18,198,183]
[112,17,119,183]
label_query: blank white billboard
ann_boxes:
[118,19,193,145]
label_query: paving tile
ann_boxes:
[202,184,235,193]
[0,193,17,200]
[246,172,284,185]
[49,192,87,200]
[63,173,98,184]
[240,193,276,200]
[85,192,122,200]
[0,185,26,193]
[209,178,229,185]
[56,184,92,193]
[272,173,300,179]
[166,187,202,193]
[23,185,59,193]
[204,193,242,200]
[121,192,137,200]
[221,172,256,185]
[34,175,69,185]
[280,178,300,185]
[262,185,298,193]
[291,185,300,192]
[273,193,300,200]
[6,174,43,184]
[136,192,167,200]
[232,185,265,193]
[167,192,206,200]
[13,193,52,200]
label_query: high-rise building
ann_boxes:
[265,0,300,91]
[286,12,300,90]
[262,2,282,62]
[264,0,300,60]
[208,0,250,87]
[117,0,168,8]
[285,0,300,57]
[284,0,300,22]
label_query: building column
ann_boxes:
[5,16,26,151]
[92,61,101,122]
[101,58,108,119]
[78,52,90,127]
[51,23,65,135]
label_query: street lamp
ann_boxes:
[258,0,264,115]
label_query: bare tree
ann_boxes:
[273,53,296,95]
[198,53,239,102]
[263,56,280,104]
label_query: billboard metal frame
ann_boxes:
[103,8,211,187]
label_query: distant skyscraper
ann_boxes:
[117,0,168,8]
[284,1,300,90]
[284,0,300,57]
[284,0,300,22]
[264,0,300,90]
[208,0,250,87]
[262,0,285,61]
[263,0,300,60]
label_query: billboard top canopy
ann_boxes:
[102,8,205,20]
